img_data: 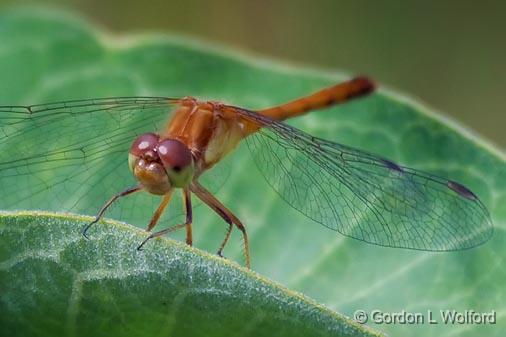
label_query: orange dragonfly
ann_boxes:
[0,77,493,268]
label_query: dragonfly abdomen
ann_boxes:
[259,76,375,121]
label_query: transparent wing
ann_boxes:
[229,106,493,251]
[0,97,228,227]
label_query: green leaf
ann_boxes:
[0,211,380,337]
[1,7,505,337]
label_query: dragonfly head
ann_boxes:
[129,133,195,194]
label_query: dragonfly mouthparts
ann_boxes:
[143,149,160,162]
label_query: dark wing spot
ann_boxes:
[382,159,404,172]
[447,180,477,200]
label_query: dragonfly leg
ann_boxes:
[137,223,186,251]
[137,188,193,250]
[217,222,233,258]
[145,190,174,232]
[191,181,251,269]
[183,188,193,246]
[82,185,142,239]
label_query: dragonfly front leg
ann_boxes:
[137,188,192,250]
[190,181,250,269]
[82,185,142,238]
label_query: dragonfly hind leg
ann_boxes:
[217,222,233,258]
[190,181,251,269]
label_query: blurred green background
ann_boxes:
[0,0,504,147]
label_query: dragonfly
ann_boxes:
[0,77,493,268]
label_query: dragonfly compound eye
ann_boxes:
[157,138,195,188]
[128,133,160,172]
